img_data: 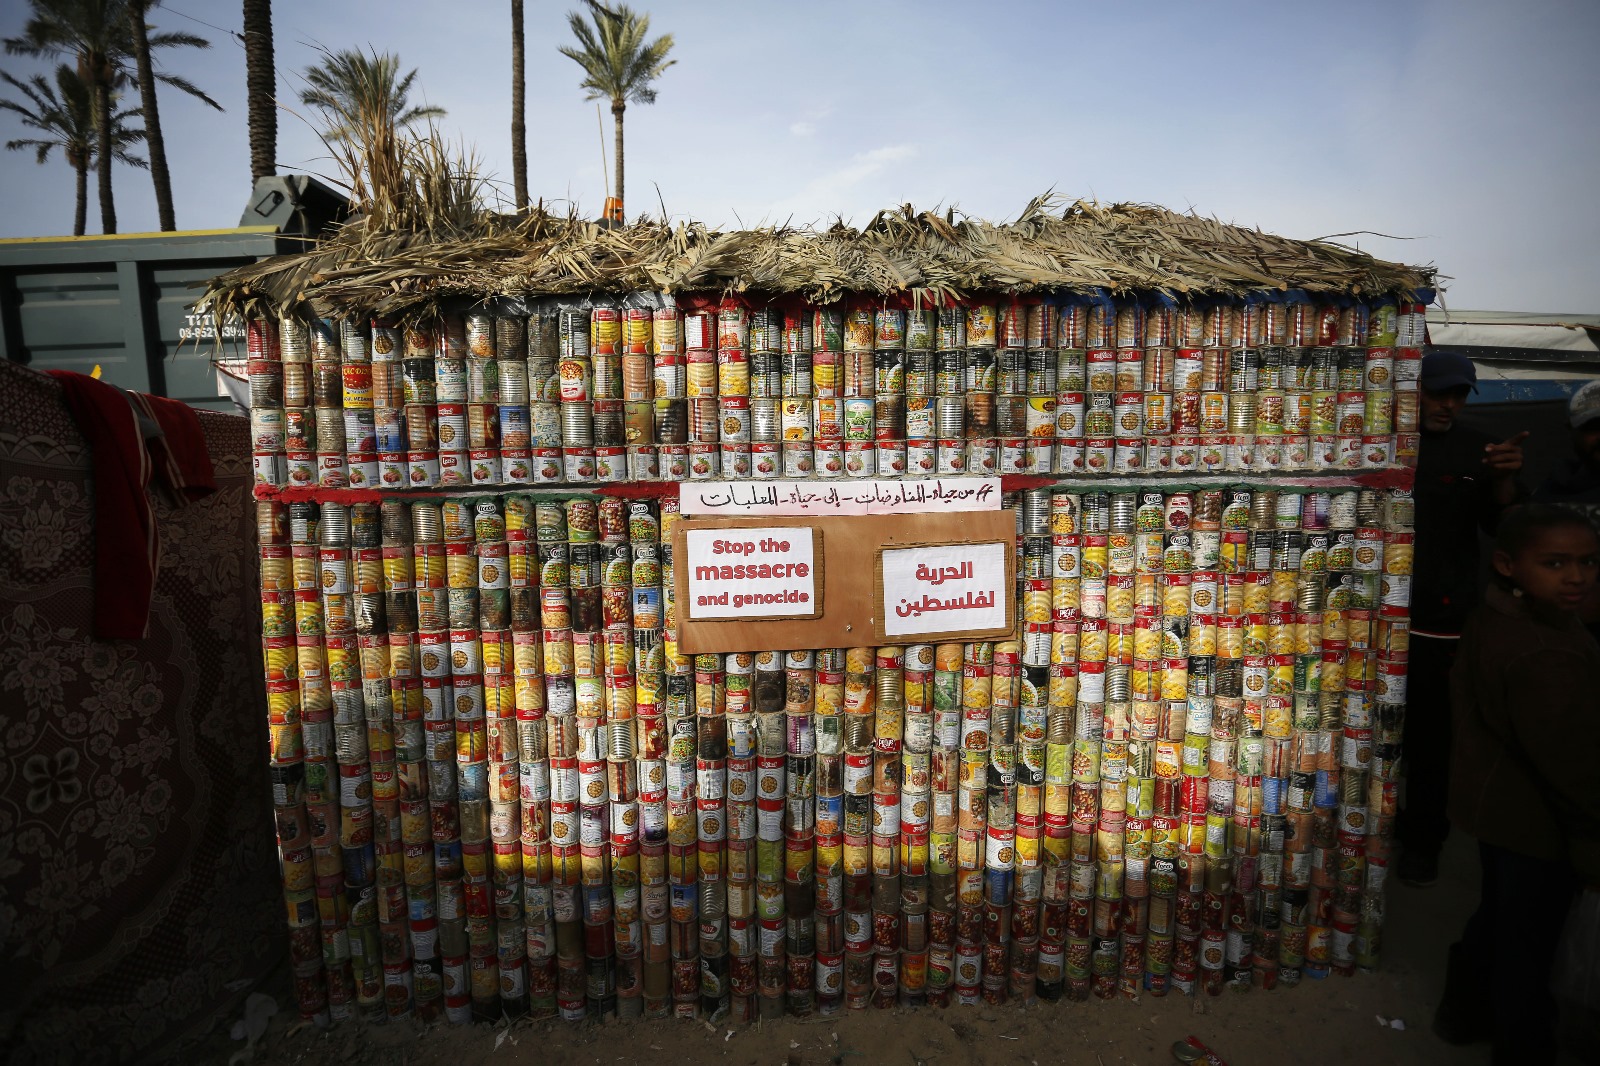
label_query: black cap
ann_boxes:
[1419,351,1478,393]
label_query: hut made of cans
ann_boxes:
[215,194,1433,1024]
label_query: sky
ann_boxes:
[1,0,1597,312]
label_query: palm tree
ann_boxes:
[558,2,674,219]
[243,0,275,183]
[1,64,145,235]
[127,1,219,230]
[298,47,445,144]
[5,0,218,234]
[510,0,527,211]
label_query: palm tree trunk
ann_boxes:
[128,0,175,230]
[92,63,116,234]
[510,0,527,211]
[244,0,277,183]
[74,159,87,237]
[612,100,625,219]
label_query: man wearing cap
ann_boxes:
[1534,379,1600,633]
[1400,351,1527,888]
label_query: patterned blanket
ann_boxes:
[0,361,281,1063]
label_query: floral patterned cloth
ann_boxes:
[0,361,280,1063]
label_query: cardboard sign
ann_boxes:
[679,478,1002,517]
[683,526,822,620]
[673,509,1016,653]
[879,541,1010,640]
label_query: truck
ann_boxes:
[0,175,345,411]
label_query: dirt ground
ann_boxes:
[202,836,1487,1066]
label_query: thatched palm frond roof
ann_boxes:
[199,195,1435,323]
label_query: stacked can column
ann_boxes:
[564,502,614,1018]
[869,308,903,477]
[654,503,696,1016]
[950,640,987,1002]
[461,313,501,487]
[750,650,787,1018]
[351,502,412,1017]
[438,502,490,1017]
[590,301,628,481]
[921,642,957,1003]
[493,313,532,485]
[397,323,436,489]
[836,646,872,1008]
[651,303,687,481]
[557,310,595,483]
[377,500,437,1018]
[333,320,373,489]
[619,304,656,480]
[693,651,729,1017]
[711,303,749,478]
[625,501,670,1014]
[246,318,285,488]
[1017,484,1055,1004]
[313,504,376,1015]
[259,502,324,1020]
[995,302,1028,475]
[267,315,304,480]
[409,504,458,1018]
[431,317,469,486]
[808,309,841,479]
[309,321,346,489]
[597,499,642,1015]
[525,309,561,484]
[899,644,934,1006]
[724,652,758,1019]
[481,498,529,1014]
[680,306,717,480]
[1019,302,1057,475]
[510,495,553,1014]
[291,502,348,1018]
[1361,490,1413,967]
[367,319,403,489]
[807,648,841,1011]
[533,502,582,1019]
[869,647,902,1007]
[262,315,300,486]
[985,642,1021,1004]
[1036,491,1079,1000]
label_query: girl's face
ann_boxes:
[1493,524,1600,611]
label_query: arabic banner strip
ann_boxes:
[679,478,1003,517]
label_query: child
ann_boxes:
[1435,504,1600,1064]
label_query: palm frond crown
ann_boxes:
[557,4,675,108]
[0,63,143,167]
[299,46,446,144]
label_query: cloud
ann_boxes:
[789,121,817,137]
[810,144,917,191]
[760,143,920,224]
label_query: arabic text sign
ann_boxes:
[680,478,1002,517]
[683,526,821,620]
[881,542,1009,639]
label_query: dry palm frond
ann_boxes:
[198,192,1436,325]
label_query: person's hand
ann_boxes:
[1483,430,1529,477]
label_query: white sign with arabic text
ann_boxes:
[881,542,1008,638]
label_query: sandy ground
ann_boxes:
[200,836,1488,1066]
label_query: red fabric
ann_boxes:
[44,371,217,639]
[128,390,217,499]
[45,371,155,638]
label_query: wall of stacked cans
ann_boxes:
[247,296,1424,1023]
